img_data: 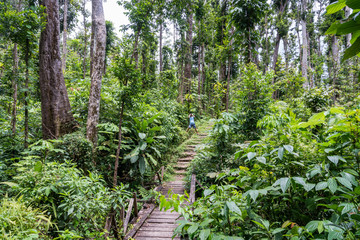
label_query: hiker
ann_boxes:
[186,113,198,134]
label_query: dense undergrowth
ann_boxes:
[159,66,360,240]
[0,74,194,238]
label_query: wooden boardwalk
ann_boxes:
[133,133,208,240]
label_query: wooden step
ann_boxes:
[174,163,189,170]
[135,237,180,240]
[136,231,180,238]
[174,170,186,175]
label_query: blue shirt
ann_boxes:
[190,116,195,124]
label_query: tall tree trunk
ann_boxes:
[197,47,202,95]
[113,100,125,187]
[82,0,88,79]
[301,0,309,89]
[159,21,163,73]
[86,0,106,146]
[264,14,269,72]
[132,30,140,69]
[11,44,18,136]
[272,32,281,73]
[226,52,232,112]
[345,7,352,48]
[184,10,193,97]
[332,35,340,102]
[345,6,354,82]
[284,37,289,71]
[39,0,77,139]
[62,0,68,72]
[296,9,302,73]
[24,39,30,148]
[177,61,185,103]
[201,43,205,95]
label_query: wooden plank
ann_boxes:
[142,222,179,228]
[124,204,156,240]
[150,212,180,217]
[123,198,134,233]
[190,174,196,203]
[136,231,179,238]
[146,218,180,223]
[135,237,180,240]
[140,226,177,231]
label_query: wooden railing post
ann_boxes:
[123,198,134,234]
[133,192,138,217]
[161,166,165,182]
[190,174,196,204]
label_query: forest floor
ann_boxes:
[132,120,213,240]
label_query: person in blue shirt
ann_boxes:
[186,113,198,134]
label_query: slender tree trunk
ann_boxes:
[159,21,163,73]
[301,0,309,89]
[272,32,281,73]
[284,37,289,71]
[113,100,125,187]
[226,53,232,112]
[86,0,106,146]
[11,44,18,136]
[332,35,340,102]
[296,10,302,72]
[62,0,68,72]
[39,0,77,139]
[201,43,205,95]
[264,14,269,72]
[197,46,202,95]
[178,61,185,103]
[83,0,88,79]
[184,10,193,96]
[345,6,354,82]
[24,39,30,148]
[133,31,140,69]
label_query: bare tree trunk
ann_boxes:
[159,21,163,73]
[272,32,281,73]
[284,37,289,71]
[201,43,205,95]
[264,14,269,72]
[177,61,185,103]
[82,0,88,79]
[113,100,125,187]
[345,6,354,82]
[301,0,309,89]
[197,46,202,95]
[86,0,106,146]
[226,53,232,112]
[184,10,193,96]
[62,0,68,72]
[11,44,18,136]
[132,30,140,69]
[332,35,340,102]
[24,39,30,148]
[296,10,302,72]
[39,0,77,139]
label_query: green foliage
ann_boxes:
[8,160,131,238]
[0,196,52,239]
[56,132,93,170]
[161,102,360,239]
[326,0,360,61]
[233,63,274,139]
[303,87,333,113]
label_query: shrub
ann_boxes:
[0,196,52,239]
